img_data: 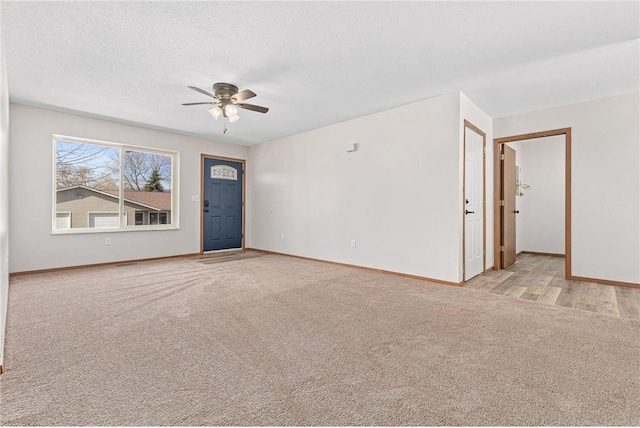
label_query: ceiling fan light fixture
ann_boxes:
[209,106,222,120]
[184,83,268,132]
[224,104,238,118]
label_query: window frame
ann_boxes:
[52,134,179,234]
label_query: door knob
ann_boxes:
[465,210,475,215]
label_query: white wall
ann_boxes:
[248,92,466,283]
[9,104,249,273]
[495,91,640,284]
[460,93,493,273]
[1,1,10,369]
[509,137,565,255]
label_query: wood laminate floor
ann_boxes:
[464,253,640,320]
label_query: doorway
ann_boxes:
[463,120,486,281]
[201,155,245,253]
[493,128,571,278]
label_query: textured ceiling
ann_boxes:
[4,1,639,146]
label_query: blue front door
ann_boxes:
[203,157,243,251]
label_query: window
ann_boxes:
[149,212,169,225]
[53,135,177,233]
[134,212,145,226]
[159,212,168,224]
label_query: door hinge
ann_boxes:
[500,246,505,252]
[501,154,505,161]
[500,200,505,206]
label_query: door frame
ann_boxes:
[200,154,246,254]
[493,128,572,278]
[462,120,487,280]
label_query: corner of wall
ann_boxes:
[0,0,10,370]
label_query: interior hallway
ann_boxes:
[464,253,640,320]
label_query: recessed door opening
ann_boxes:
[201,155,246,253]
[493,128,571,278]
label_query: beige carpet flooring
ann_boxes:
[1,253,639,426]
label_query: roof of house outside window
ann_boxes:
[57,186,172,211]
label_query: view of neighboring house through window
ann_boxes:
[54,136,176,232]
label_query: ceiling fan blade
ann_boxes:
[188,86,217,99]
[182,101,216,106]
[237,103,269,114]
[231,89,257,102]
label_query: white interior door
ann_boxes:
[464,126,484,280]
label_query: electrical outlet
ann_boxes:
[351,239,357,248]
[105,237,112,246]
[280,233,285,240]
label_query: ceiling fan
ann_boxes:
[182,83,268,132]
